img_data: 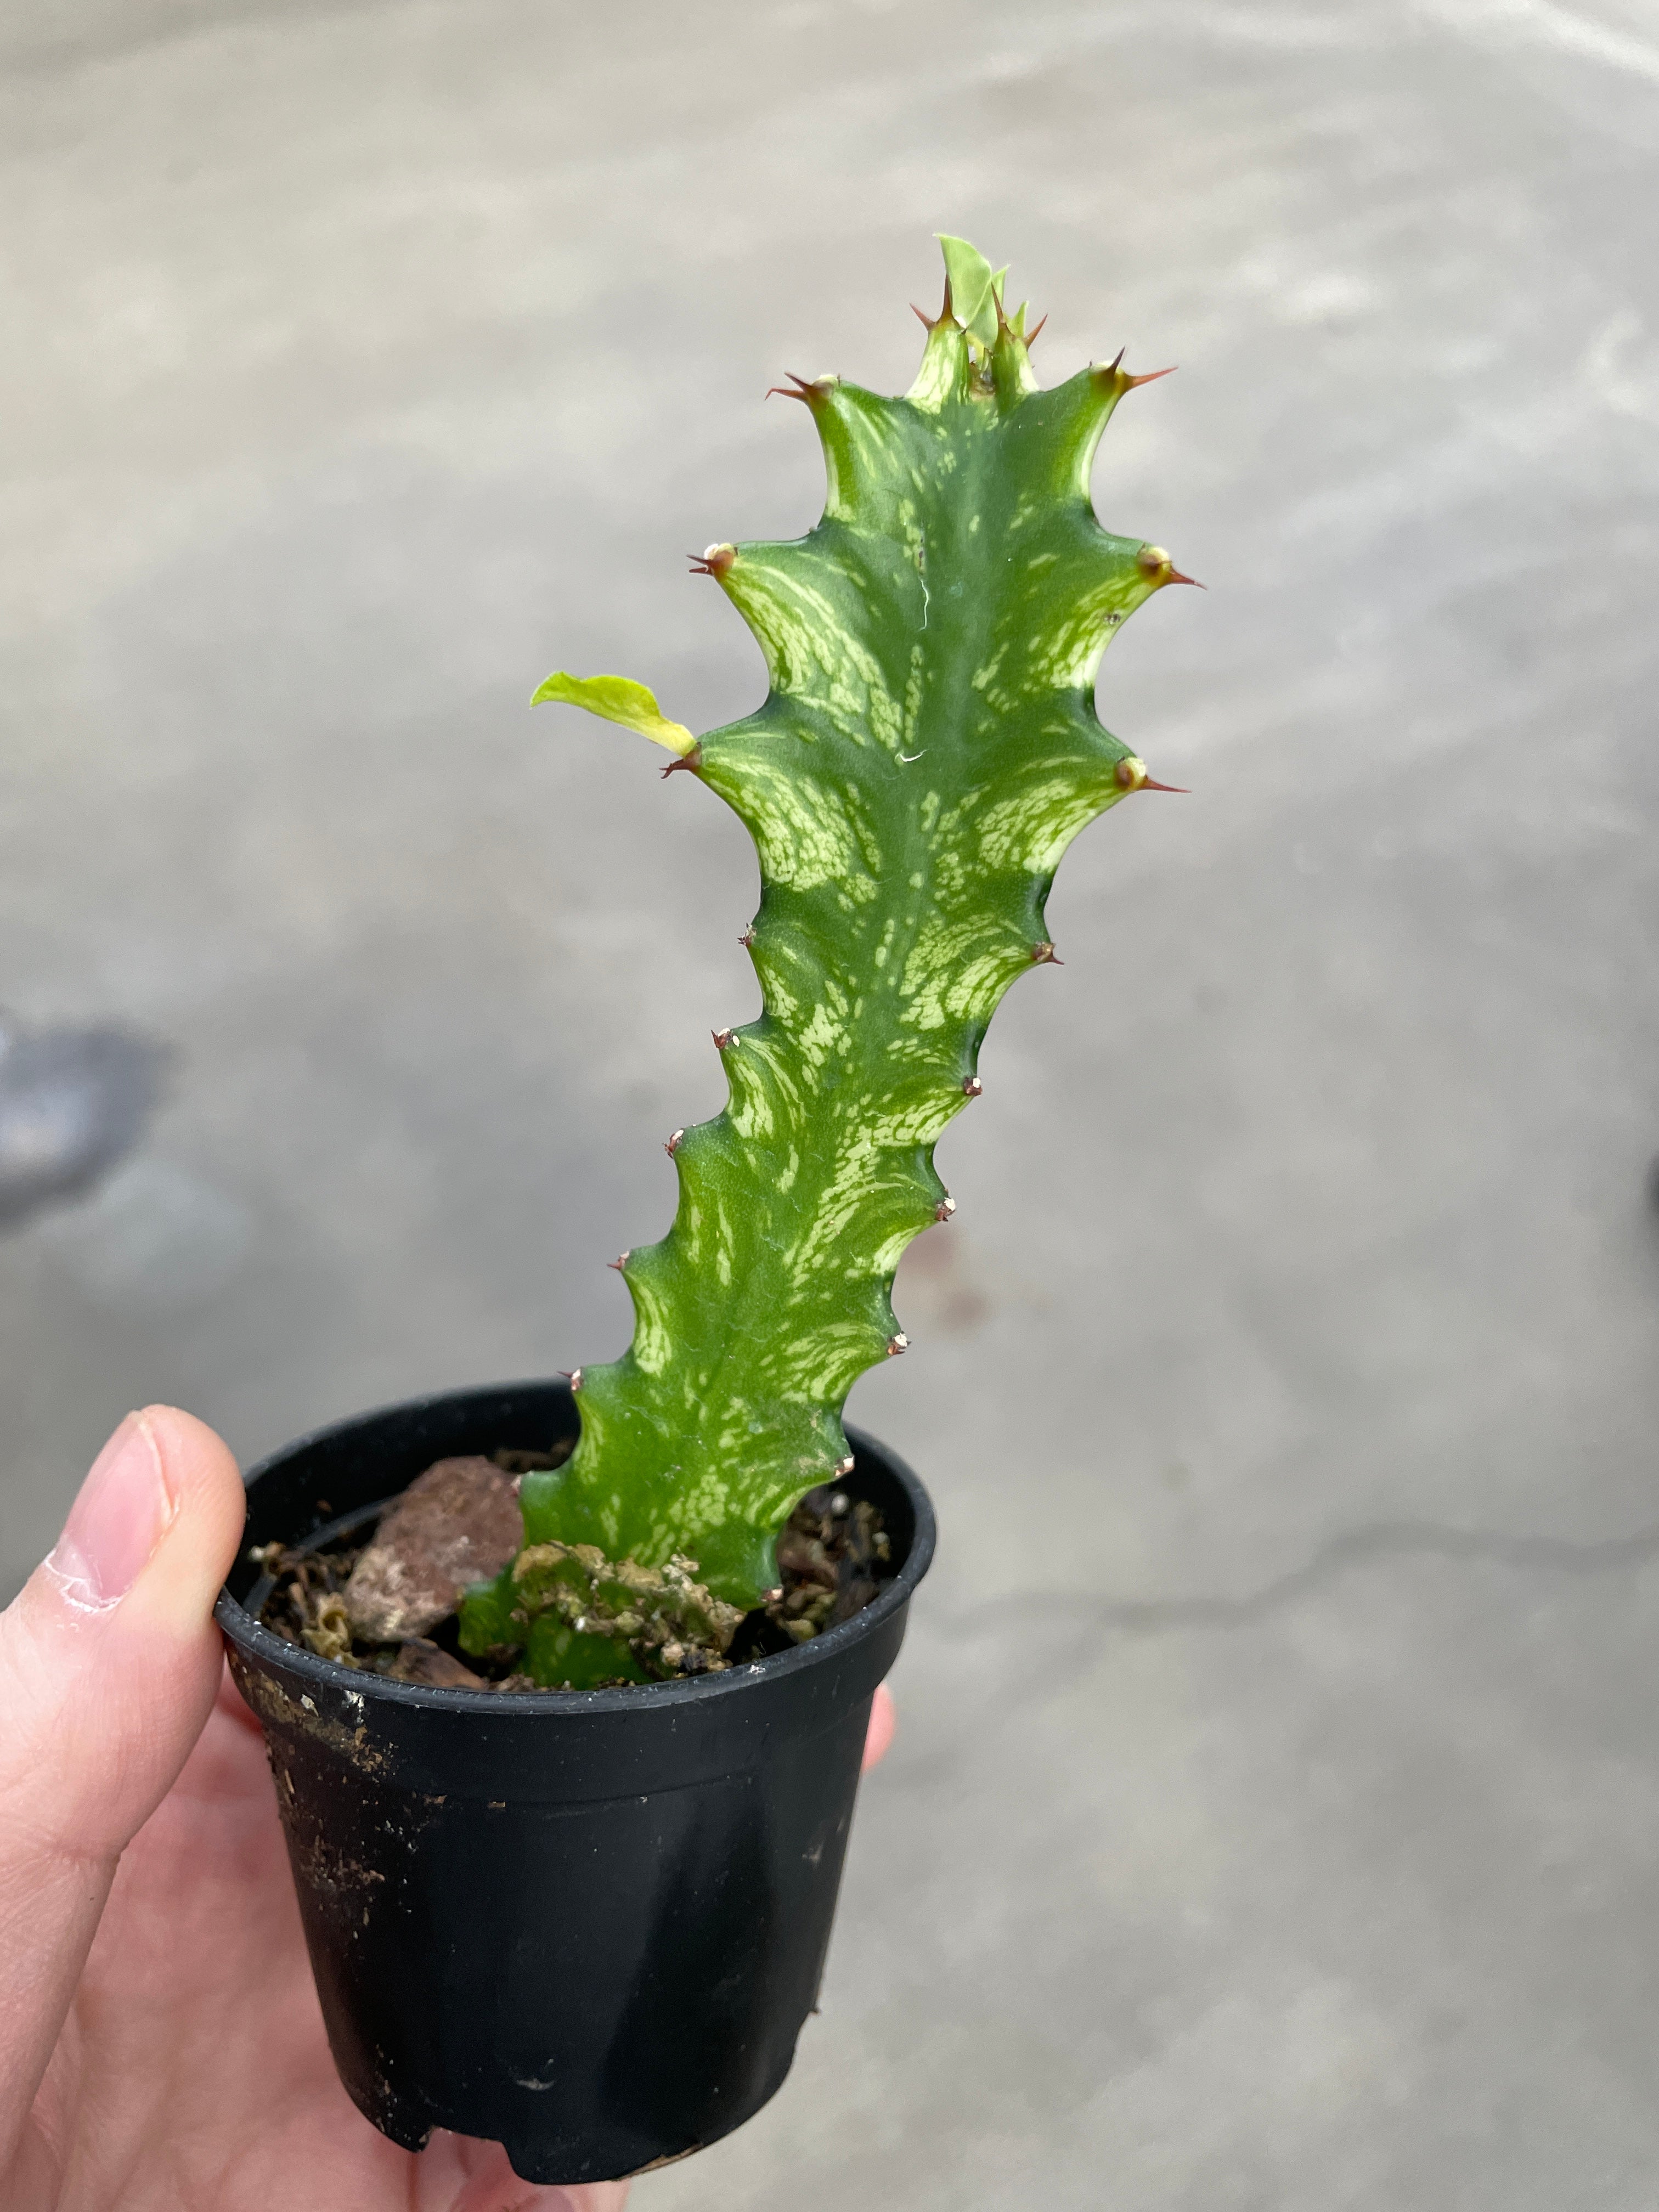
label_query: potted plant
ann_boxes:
[216,234,1190,2187]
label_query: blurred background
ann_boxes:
[3,0,1658,2203]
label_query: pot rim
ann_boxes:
[216,1378,935,1720]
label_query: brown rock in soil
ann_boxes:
[343,1455,522,1641]
[387,1637,491,1689]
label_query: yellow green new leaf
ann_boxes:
[529,670,697,758]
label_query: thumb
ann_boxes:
[0,1406,245,2164]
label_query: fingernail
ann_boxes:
[46,1414,176,1610]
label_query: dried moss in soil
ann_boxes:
[256,1443,893,1693]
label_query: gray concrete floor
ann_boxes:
[4,0,1659,2202]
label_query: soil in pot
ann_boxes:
[253,1440,895,1692]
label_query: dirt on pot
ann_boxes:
[254,1443,893,1691]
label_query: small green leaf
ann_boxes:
[531,670,696,757]
[935,234,1002,351]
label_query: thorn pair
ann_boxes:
[934,1195,956,1222]
[962,1074,983,1098]
[912,275,957,331]
[560,1367,584,1392]
[915,299,1047,348]
[1106,347,1177,390]
[1137,544,1205,590]
[608,1251,630,1272]
[886,1333,909,1358]
[665,1128,685,1156]
[712,1028,736,1052]
[688,544,735,579]
[661,743,702,780]
[1114,756,1189,794]
[764,372,835,406]
[1031,940,1062,967]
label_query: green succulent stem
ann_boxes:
[460,238,1187,1685]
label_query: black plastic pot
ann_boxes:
[216,1377,934,2187]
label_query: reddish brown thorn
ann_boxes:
[1125,365,1177,388]
[1107,346,1126,373]
[660,742,703,780]
[1031,940,1063,966]
[738,926,756,947]
[559,1368,583,1390]
[769,371,834,407]
[935,1195,956,1222]
[608,1251,630,1272]
[1024,312,1048,347]
[688,544,735,578]
[887,1333,909,1357]
[712,1028,735,1051]
[962,1074,983,1098]
[665,1128,685,1156]
[1137,546,1202,590]
[941,275,953,323]
[835,1453,856,1477]
[1141,776,1189,792]
[911,302,934,328]
[766,382,812,405]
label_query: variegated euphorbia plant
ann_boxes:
[461,236,1192,1685]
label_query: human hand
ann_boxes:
[0,1407,896,2211]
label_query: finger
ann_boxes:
[862,1680,896,1771]
[0,1407,245,2168]
[423,2129,633,2210]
